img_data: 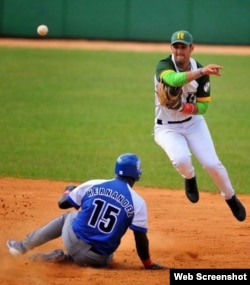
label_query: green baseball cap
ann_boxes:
[171,30,193,45]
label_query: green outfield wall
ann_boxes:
[0,0,249,45]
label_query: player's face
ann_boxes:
[171,43,194,69]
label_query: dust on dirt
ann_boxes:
[0,38,250,55]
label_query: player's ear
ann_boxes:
[190,44,194,52]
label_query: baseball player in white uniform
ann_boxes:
[153,30,246,222]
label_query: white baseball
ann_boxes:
[37,25,48,36]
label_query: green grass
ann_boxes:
[0,46,249,194]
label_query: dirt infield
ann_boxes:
[1,38,250,55]
[1,177,250,285]
[1,40,250,284]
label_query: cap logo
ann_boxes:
[177,32,185,40]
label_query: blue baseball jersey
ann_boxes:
[66,178,148,255]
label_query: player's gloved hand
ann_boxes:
[63,185,76,195]
[145,263,165,270]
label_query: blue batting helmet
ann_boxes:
[115,153,142,181]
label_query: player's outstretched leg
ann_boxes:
[29,249,67,262]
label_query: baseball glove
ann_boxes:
[156,80,182,110]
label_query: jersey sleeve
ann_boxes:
[129,190,148,233]
[155,56,188,87]
[67,179,107,209]
[195,61,211,100]
[196,75,211,101]
[155,56,174,81]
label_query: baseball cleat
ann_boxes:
[185,176,199,203]
[7,240,27,255]
[226,195,246,222]
[29,249,66,262]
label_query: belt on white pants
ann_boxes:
[156,117,192,125]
